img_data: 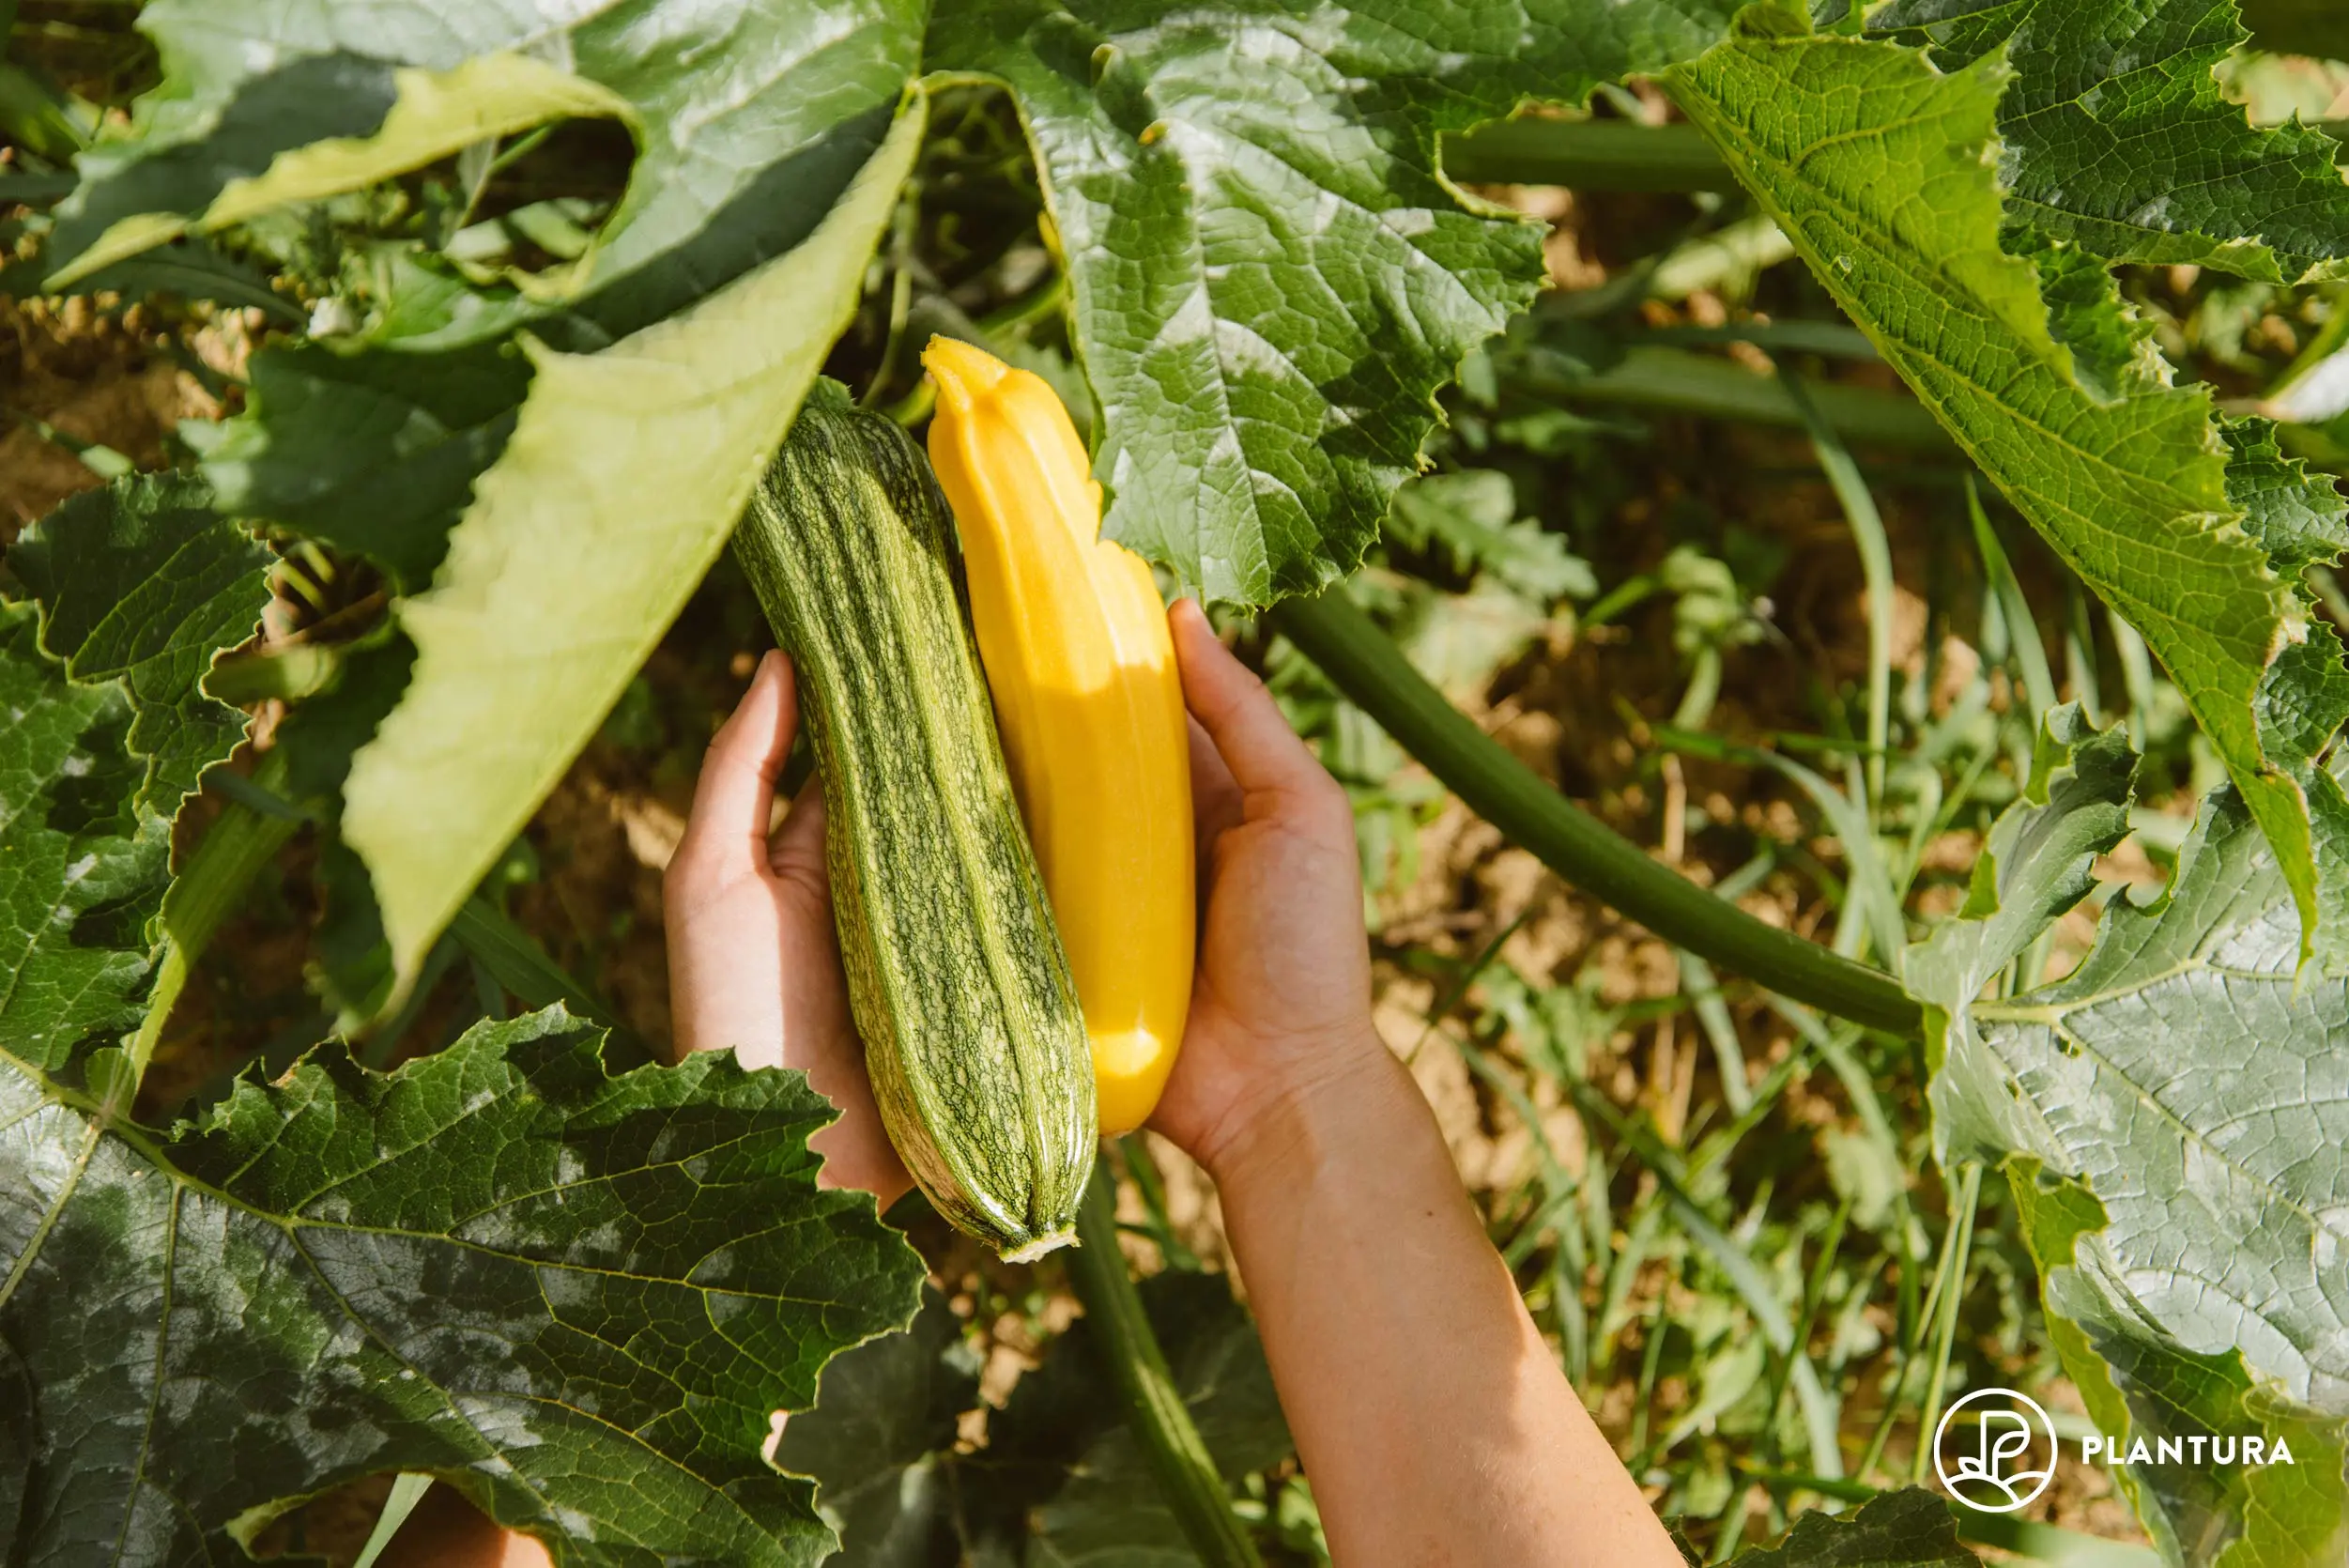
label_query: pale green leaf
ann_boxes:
[1907,714,2349,1560]
[45,54,632,288]
[1666,5,2349,965]
[1386,470,1599,604]
[924,0,1747,605]
[44,0,925,331]
[342,103,921,996]
[2009,1162,2349,1568]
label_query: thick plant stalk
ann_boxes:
[1270,590,1922,1034]
[1066,1158,1265,1568]
[1441,117,1734,190]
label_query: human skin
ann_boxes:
[396,602,1681,1567]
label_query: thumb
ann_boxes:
[769,776,831,896]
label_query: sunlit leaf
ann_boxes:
[340,105,922,997]
[926,0,1746,604]
[1668,3,2349,967]
[1871,0,2349,283]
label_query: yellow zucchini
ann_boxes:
[922,337,1195,1135]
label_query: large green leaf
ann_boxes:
[1869,0,2349,283]
[192,341,533,593]
[1729,1488,1980,1566]
[0,1006,928,1565]
[1666,4,2349,969]
[42,0,925,328]
[2009,1162,2349,1567]
[773,1289,979,1568]
[1906,713,2349,1562]
[340,102,922,997]
[924,0,1745,605]
[0,477,271,1084]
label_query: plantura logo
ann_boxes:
[2082,1432,2296,1468]
[1933,1388,2058,1514]
[1934,1387,2301,1514]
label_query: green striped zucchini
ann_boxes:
[733,381,1095,1259]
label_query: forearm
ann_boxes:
[1206,1041,1681,1568]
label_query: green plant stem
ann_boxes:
[1272,590,1922,1034]
[1520,346,1958,454]
[1065,1157,1264,1568]
[1911,1162,1983,1485]
[1440,117,1734,190]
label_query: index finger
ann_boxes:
[1168,599,1334,808]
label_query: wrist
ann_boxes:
[1190,1028,1416,1194]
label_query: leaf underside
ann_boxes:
[1906,710,2349,1564]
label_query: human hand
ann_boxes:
[1149,600,1393,1179]
[664,650,911,1204]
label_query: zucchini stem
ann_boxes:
[1270,589,1921,1035]
[1065,1155,1265,1568]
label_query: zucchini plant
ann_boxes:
[2,0,2346,1561]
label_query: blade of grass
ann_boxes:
[1569,1082,1844,1478]
[352,1475,434,1568]
[1911,1162,1984,1485]
[1677,952,1751,1115]
[1968,479,2059,722]
[1521,346,1958,453]
[2111,611,2156,752]
[1783,371,1895,807]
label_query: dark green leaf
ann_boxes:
[775,1289,980,1568]
[1871,0,2349,282]
[192,342,531,592]
[44,0,924,334]
[6,472,273,815]
[1021,1272,1291,1564]
[0,1007,928,1566]
[2241,0,2349,57]
[0,480,271,1083]
[926,0,1746,605]
[1730,1488,1979,1566]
